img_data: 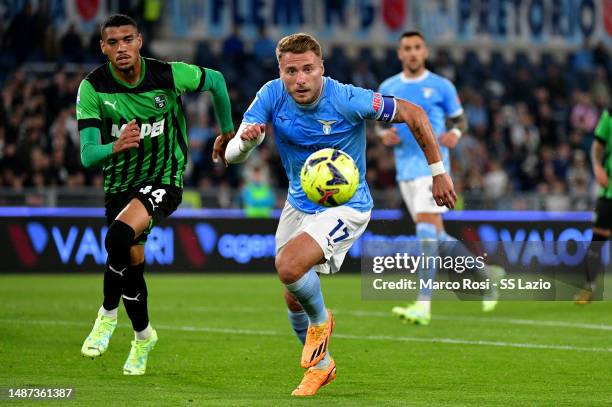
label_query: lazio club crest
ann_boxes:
[154,94,167,109]
[317,120,337,135]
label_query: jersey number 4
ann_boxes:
[139,185,166,203]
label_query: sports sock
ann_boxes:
[122,262,149,332]
[99,305,118,319]
[103,263,123,311]
[285,269,327,325]
[416,299,431,313]
[287,309,308,344]
[314,352,332,370]
[416,222,439,302]
[135,323,153,340]
[585,232,607,291]
[438,230,500,284]
[103,220,134,311]
[105,220,135,271]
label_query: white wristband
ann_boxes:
[450,128,462,139]
[225,123,265,164]
[429,161,446,177]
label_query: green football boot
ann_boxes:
[123,329,158,375]
[81,311,117,358]
[482,265,506,312]
[392,302,431,325]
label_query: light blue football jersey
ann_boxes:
[378,70,463,181]
[243,77,389,214]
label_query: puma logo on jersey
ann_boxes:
[317,120,337,135]
[104,100,118,110]
[111,119,165,139]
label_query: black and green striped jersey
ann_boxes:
[595,109,612,198]
[77,57,205,193]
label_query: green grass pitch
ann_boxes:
[1,274,612,406]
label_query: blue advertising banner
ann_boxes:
[0,207,599,273]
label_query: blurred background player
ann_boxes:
[378,31,504,325]
[77,14,234,374]
[241,164,276,218]
[575,107,611,304]
[224,33,456,396]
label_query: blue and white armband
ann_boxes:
[373,93,397,123]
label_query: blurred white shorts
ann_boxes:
[399,176,448,221]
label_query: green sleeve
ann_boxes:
[170,62,234,133]
[76,79,102,130]
[80,127,113,168]
[595,110,611,143]
[202,68,234,133]
[171,61,203,94]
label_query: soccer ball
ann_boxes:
[300,148,359,207]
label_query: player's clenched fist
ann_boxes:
[439,130,460,148]
[240,124,266,141]
[112,119,140,154]
[432,173,457,209]
[212,129,237,167]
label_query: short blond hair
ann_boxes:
[276,33,322,62]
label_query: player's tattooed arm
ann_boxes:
[390,98,442,163]
[390,97,457,209]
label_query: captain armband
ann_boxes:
[374,94,397,123]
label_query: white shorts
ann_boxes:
[399,176,448,221]
[275,202,371,274]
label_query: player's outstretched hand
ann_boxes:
[432,173,457,209]
[212,130,236,167]
[380,128,401,146]
[113,119,140,154]
[240,124,266,141]
[595,164,609,188]
[439,130,460,148]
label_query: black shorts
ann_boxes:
[593,197,612,230]
[105,184,182,243]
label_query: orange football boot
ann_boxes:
[301,309,334,368]
[291,357,336,397]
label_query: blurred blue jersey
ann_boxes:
[378,70,462,181]
[243,77,389,214]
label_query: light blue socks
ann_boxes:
[417,222,439,301]
[285,269,327,325]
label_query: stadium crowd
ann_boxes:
[0,6,610,210]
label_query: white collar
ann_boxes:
[400,70,430,83]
